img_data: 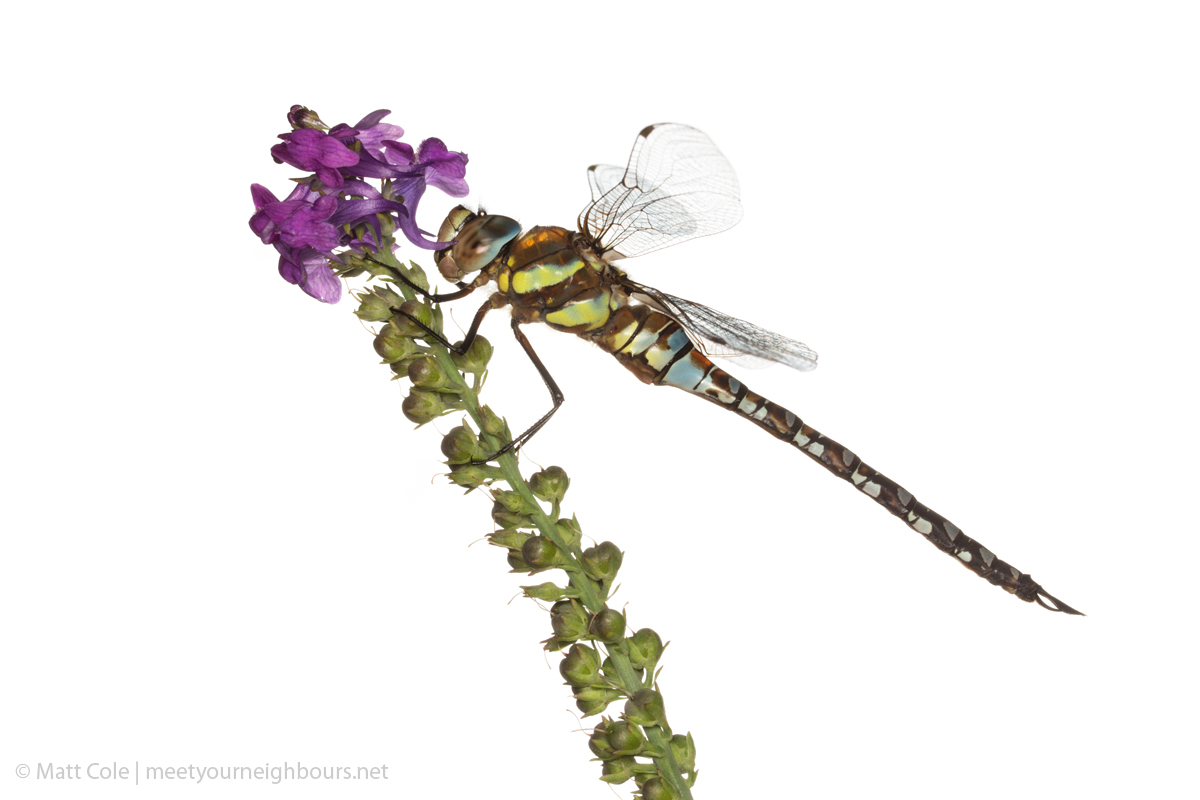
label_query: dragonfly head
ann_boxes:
[434,207,520,281]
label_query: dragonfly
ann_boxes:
[388,123,1081,615]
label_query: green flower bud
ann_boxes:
[506,552,532,572]
[408,355,453,390]
[450,335,493,374]
[388,299,435,337]
[669,733,696,773]
[626,628,664,671]
[529,466,570,503]
[491,500,526,529]
[624,689,667,729]
[588,721,616,759]
[446,463,502,490]
[559,643,603,687]
[581,541,623,583]
[588,608,626,644]
[574,686,623,716]
[441,425,483,464]
[521,582,567,602]
[522,535,564,570]
[555,516,583,549]
[605,720,646,756]
[639,777,678,800]
[389,357,418,377]
[478,405,506,437]
[599,757,637,785]
[400,299,433,326]
[354,286,404,322]
[491,489,526,513]
[550,599,589,642]
[487,529,531,550]
[402,390,444,424]
[374,322,420,363]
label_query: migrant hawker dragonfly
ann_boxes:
[398,123,1081,615]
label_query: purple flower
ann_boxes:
[276,244,341,304]
[409,137,470,197]
[270,129,359,191]
[249,183,341,253]
[249,184,342,303]
[344,136,470,249]
[342,109,406,160]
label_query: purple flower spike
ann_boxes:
[250,106,472,304]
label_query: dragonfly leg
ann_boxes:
[397,293,507,356]
[471,319,565,464]
[364,254,480,302]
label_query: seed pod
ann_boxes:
[402,390,444,424]
[639,777,678,800]
[374,322,419,363]
[626,628,664,671]
[559,643,603,687]
[624,688,667,729]
[529,466,570,503]
[581,541,623,583]
[599,757,637,785]
[550,600,589,642]
[478,405,506,437]
[605,720,646,756]
[588,608,626,644]
[408,355,452,390]
[441,425,483,464]
[450,335,493,374]
[354,286,403,322]
[669,732,696,773]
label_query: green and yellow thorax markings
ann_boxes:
[495,226,624,334]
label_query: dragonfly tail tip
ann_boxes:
[1034,590,1085,616]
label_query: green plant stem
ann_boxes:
[380,255,694,800]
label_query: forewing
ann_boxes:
[632,284,819,372]
[579,123,742,260]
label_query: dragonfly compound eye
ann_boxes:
[450,215,521,274]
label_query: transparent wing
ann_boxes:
[586,164,625,202]
[579,123,742,260]
[629,281,818,372]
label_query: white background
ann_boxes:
[2,2,1197,799]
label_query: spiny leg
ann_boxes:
[473,319,566,463]
[396,293,507,357]
[364,254,480,303]
[395,299,565,463]
[361,258,564,462]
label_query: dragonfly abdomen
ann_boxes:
[594,304,1080,613]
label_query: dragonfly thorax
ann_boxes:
[497,225,627,335]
